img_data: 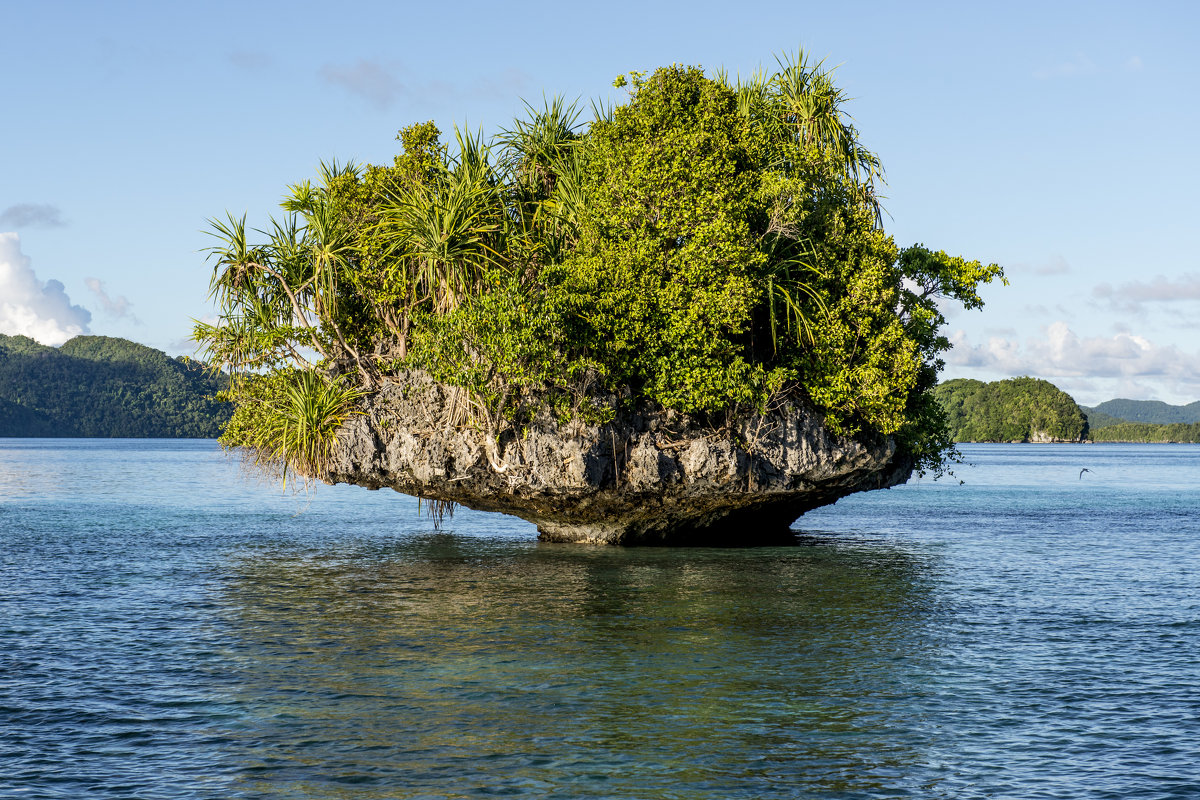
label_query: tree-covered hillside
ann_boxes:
[932,377,1088,442]
[1078,408,1126,430]
[1089,422,1200,443]
[0,334,230,437]
[1082,399,1200,426]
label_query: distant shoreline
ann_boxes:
[954,440,1200,445]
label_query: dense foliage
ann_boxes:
[1088,422,1200,443]
[1082,399,1200,441]
[933,377,1088,442]
[1079,408,1126,430]
[1083,399,1200,426]
[0,334,229,437]
[197,53,1004,479]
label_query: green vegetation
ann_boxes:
[1089,422,1200,442]
[932,377,1088,442]
[933,378,1200,443]
[196,53,1004,479]
[0,334,229,437]
[1083,399,1200,427]
[1080,408,1126,430]
[219,369,364,483]
[1083,398,1200,441]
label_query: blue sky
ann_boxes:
[2,0,1197,404]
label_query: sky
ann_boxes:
[2,0,1197,405]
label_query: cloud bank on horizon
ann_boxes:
[947,321,1200,406]
[0,232,92,346]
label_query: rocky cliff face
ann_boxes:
[325,372,914,545]
[1027,429,1087,443]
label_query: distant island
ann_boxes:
[0,334,230,438]
[934,377,1200,443]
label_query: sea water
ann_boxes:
[1,440,1197,799]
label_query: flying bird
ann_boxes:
[1079,468,1092,479]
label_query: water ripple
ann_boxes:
[1,440,1199,798]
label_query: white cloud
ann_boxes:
[0,233,91,346]
[1125,56,1144,71]
[1092,273,1200,315]
[946,321,1200,403]
[85,277,138,322]
[1023,303,1075,320]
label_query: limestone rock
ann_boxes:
[325,372,913,545]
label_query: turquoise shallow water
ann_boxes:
[1,439,1198,799]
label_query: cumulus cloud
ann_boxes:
[0,233,91,346]
[946,321,1200,402]
[0,203,66,229]
[85,277,139,322]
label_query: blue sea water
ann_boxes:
[1,439,1198,799]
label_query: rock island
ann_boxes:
[196,53,1004,544]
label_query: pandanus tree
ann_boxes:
[197,172,370,483]
[197,51,1004,481]
[496,96,586,261]
[375,129,507,338]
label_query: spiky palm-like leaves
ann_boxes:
[719,51,882,221]
[499,96,581,197]
[375,128,507,317]
[197,164,370,383]
[773,51,881,187]
[496,98,586,264]
[230,370,365,486]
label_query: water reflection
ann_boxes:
[212,533,943,798]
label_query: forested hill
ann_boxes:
[0,334,230,437]
[1080,398,1200,442]
[1081,399,1200,427]
[934,378,1200,443]
[933,377,1089,442]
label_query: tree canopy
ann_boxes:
[196,53,1004,481]
[1084,399,1200,426]
[1088,421,1200,442]
[932,377,1088,442]
[0,334,229,437]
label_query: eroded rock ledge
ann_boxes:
[325,372,914,545]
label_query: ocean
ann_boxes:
[2,439,1198,798]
